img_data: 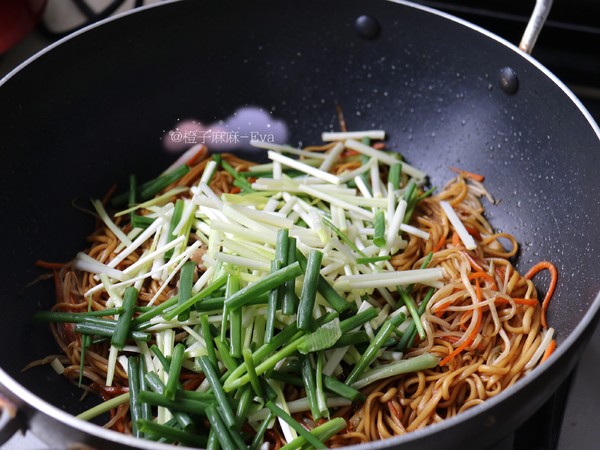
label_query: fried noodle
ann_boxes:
[37,143,557,446]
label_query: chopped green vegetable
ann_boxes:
[389,162,402,191]
[297,250,324,331]
[301,356,321,420]
[345,313,406,386]
[165,343,185,401]
[224,262,302,312]
[111,287,139,350]
[137,420,208,447]
[279,417,347,450]
[266,401,327,449]
[198,356,237,428]
[165,199,185,260]
[40,130,448,448]
[298,318,342,354]
[282,236,298,315]
[127,356,143,438]
[373,210,387,247]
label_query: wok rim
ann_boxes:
[1,0,599,448]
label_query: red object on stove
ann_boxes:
[0,0,47,54]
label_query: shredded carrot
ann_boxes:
[451,232,460,247]
[439,307,482,366]
[524,261,558,328]
[541,339,556,363]
[34,260,66,270]
[449,166,485,183]
[229,186,241,195]
[373,142,386,150]
[433,301,452,317]
[468,272,497,290]
[440,334,486,352]
[463,252,485,272]
[458,310,473,331]
[495,297,539,307]
[433,235,447,252]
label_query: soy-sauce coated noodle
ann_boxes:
[33,137,557,447]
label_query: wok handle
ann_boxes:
[519,0,553,54]
[0,394,22,445]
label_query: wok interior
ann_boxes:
[0,0,599,424]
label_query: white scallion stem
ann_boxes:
[99,273,124,308]
[147,241,201,306]
[114,187,188,217]
[354,176,372,199]
[172,197,197,236]
[344,139,399,165]
[323,346,349,376]
[84,241,196,297]
[321,130,385,141]
[92,200,133,246]
[386,199,407,244]
[440,201,477,250]
[222,204,272,234]
[318,142,345,172]
[273,160,283,179]
[370,163,382,198]
[199,160,218,184]
[297,185,374,220]
[215,253,270,271]
[263,196,280,213]
[251,141,329,159]
[105,345,119,387]
[399,223,430,240]
[344,139,426,179]
[222,238,274,261]
[387,182,395,220]
[74,253,125,281]
[107,217,165,268]
[229,202,295,229]
[198,182,224,211]
[210,220,277,245]
[192,265,215,293]
[335,268,445,290]
[123,235,185,276]
[267,151,341,185]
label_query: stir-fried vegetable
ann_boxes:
[34,129,557,448]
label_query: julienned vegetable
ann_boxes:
[35,129,558,448]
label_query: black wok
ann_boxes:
[0,0,599,449]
